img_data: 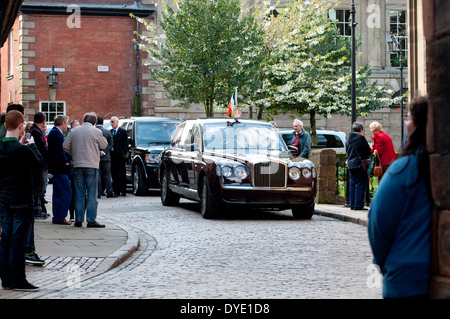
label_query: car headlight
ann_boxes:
[302,168,312,178]
[289,167,301,180]
[234,165,248,180]
[145,153,161,164]
[221,166,232,177]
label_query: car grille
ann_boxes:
[252,161,286,188]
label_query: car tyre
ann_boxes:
[133,165,149,196]
[160,169,180,206]
[200,178,221,219]
[292,202,315,219]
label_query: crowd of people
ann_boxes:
[0,107,128,291]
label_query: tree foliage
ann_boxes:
[133,0,395,128]
[132,0,262,117]
[249,0,394,136]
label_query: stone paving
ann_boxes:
[1,194,381,299]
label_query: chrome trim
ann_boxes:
[222,185,312,192]
[250,159,287,188]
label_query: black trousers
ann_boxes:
[111,153,126,195]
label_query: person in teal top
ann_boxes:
[368,97,433,299]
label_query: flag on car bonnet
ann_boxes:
[227,88,237,117]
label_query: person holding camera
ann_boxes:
[0,110,44,291]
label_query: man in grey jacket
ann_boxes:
[63,112,108,228]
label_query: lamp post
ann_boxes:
[388,33,404,140]
[350,0,357,125]
[345,0,358,208]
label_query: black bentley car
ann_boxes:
[159,118,317,219]
[120,117,182,195]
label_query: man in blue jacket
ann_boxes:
[47,115,72,225]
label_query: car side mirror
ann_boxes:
[288,145,298,154]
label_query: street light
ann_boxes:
[346,0,358,208]
[47,65,58,86]
[387,33,404,140]
[350,0,357,125]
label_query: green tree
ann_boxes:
[132,0,262,117]
[250,0,394,138]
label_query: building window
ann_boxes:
[328,9,351,37]
[40,101,66,122]
[389,10,407,66]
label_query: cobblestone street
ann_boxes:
[6,193,382,299]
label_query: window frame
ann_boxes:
[39,101,66,123]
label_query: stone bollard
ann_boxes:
[309,149,337,204]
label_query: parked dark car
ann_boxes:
[159,118,317,219]
[120,117,183,195]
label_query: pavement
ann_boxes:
[0,200,367,298]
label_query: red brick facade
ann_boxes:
[1,2,152,123]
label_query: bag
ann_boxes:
[373,153,383,177]
[361,158,371,172]
[351,143,370,172]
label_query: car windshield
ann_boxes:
[203,122,288,153]
[136,122,180,147]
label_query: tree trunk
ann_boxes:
[205,99,214,118]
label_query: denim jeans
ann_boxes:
[52,174,72,223]
[0,204,33,287]
[349,168,367,208]
[73,168,99,223]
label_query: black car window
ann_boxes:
[316,134,344,148]
[135,122,180,147]
[126,122,134,139]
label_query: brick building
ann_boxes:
[2,0,408,150]
[0,0,154,122]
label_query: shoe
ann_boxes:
[53,219,71,225]
[74,221,82,227]
[353,207,368,211]
[70,218,75,222]
[99,192,106,196]
[107,193,118,198]
[34,212,47,220]
[120,193,126,196]
[87,221,105,228]
[12,282,39,292]
[25,251,45,266]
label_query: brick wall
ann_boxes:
[19,13,138,122]
[0,18,22,113]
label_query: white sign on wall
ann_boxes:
[40,68,65,72]
[98,66,109,72]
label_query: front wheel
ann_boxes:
[133,165,149,196]
[160,169,180,206]
[292,202,315,219]
[200,178,221,219]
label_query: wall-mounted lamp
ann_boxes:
[47,65,58,86]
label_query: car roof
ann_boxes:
[122,116,182,122]
[188,118,274,126]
